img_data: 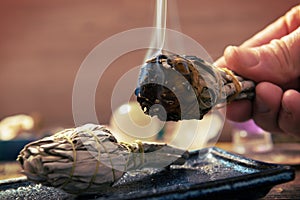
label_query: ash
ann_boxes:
[0,182,74,200]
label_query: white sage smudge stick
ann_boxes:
[136,53,255,121]
[17,124,188,194]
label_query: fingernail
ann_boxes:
[255,96,270,113]
[225,46,260,67]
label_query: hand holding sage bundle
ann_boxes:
[136,53,255,121]
[17,124,188,194]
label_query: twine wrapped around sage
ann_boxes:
[17,124,188,194]
[136,53,255,121]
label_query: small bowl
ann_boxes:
[0,139,34,161]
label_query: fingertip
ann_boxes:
[282,90,300,112]
[279,90,300,135]
[253,82,283,132]
[254,83,282,113]
[224,46,239,71]
[255,82,283,104]
[224,46,260,71]
[213,57,226,68]
[225,100,252,122]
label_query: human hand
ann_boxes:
[215,5,300,135]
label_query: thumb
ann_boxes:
[224,27,300,88]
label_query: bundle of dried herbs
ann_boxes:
[136,53,255,121]
[17,124,188,194]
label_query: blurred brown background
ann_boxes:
[0,0,299,128]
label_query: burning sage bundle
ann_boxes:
[136,53,255,121]
[17,124,188,194]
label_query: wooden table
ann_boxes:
[1,143,299,199]
[263,175,300,200]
